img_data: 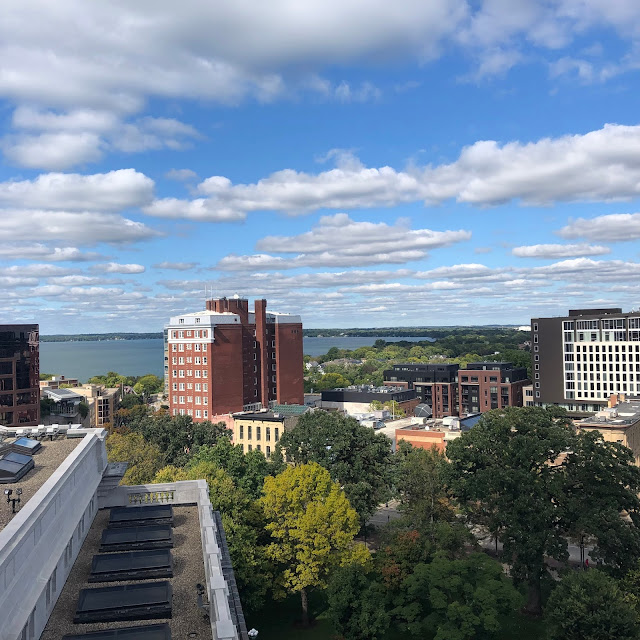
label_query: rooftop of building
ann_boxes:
[389,363,459,371]
[331,384,410,394]
[576,398,640,429]
[268,403,310,416]
[40,505,212,640]
[42,387,84,401]
[533,308,635,320]
[0,436,81,532]
[461,362,522,371]
[232,410,286,422]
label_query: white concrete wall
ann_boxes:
[0,431,108,640]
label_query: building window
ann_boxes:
[248,425,252,439]
[533,323,538,331]
[266,427,271,441]
[274,427,279,440]
[257,426,261,439]
[248,444,252,452]
[179,396,185,404]
[203,410,208,418]
[195,410,201,418]
[179,319,184,324]
[266,445,271,456]
[239,425,244,439]
[257,444,261,452]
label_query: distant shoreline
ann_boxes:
[41,325,523,342]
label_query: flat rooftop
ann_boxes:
[41,505,211,640]
[577,402,640,428]
[0,437,81,532]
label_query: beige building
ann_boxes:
[575,394,640,466]
[232,405,309,456]
[73,384,120,428]
[39,374,80,389]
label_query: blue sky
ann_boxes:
[2,0,640,333]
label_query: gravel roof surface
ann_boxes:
[0,437,81,532]
[41,506,211,640]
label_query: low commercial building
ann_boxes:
[383,363,459,418]
[458,362,529,416]
[395,424,462,452]
[320,385,419,416]
[232,405,308,456]
[575,394,640,466]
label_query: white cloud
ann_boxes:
[91,263,146,274]
[144,124,640,220]
[4,108,200,170]
[216,214,470,270]
[0,245,107,262]
[557,213,640,242]
[154,261,199,271]
[512,243,611,258]
[530,258,640,282]
[2,132,103,170]
[0,169,154,211]
[165,169,199,182]
[0,211,160,245]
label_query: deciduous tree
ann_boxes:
[546,570,639,640]
[106,432,163,484]
[447,407,640,615]
[261,462,369,626]
[279,411,393,524]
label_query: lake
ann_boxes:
[39,335,434,381]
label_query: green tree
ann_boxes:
[88,371,130,387]
[400,553,520,640]
[315,372,351,390]
[187,439,278,500]
[261,462,369,626]
[279,411,394,524]
[106,432,164,484]
[447,407,640,615]
[126,413,230,466]
[396,447,458,534]
[78,401,89,419]
[327,564,390,640]
[132,374,163,400]
[546,570,639,640]
[119,393,144,410]
[40,396,55,416]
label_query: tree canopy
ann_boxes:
[261,462,369,626]
[279,411,394,523]
[446,406,640,615]
[546,569,639,640]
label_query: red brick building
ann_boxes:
[166,297,303,420]
[458,362,529,416]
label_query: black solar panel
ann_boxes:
[109,505,173,527]
[89,550,173,582]
[62,624,171,640]
[12,437,42,454]
[0,453,34,483]
[74,581,172,623]
[99,525,174,552]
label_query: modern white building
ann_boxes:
[532,308,640,412]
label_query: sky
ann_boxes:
[2,1,640,333]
